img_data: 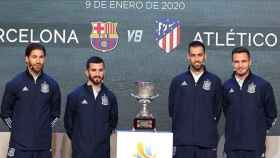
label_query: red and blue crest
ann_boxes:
[90,22,119,52]
[154,18,181,53]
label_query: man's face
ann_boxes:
[232,52,251,77]
[86,63,105,85]
[187,46,206,71]
[25,49,45,74]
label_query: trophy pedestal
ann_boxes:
[133,117,156,130]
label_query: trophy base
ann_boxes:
[133,117,156,130]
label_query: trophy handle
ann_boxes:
[130,93,141,99]
[150,94,159,100]
[130,93,159,101]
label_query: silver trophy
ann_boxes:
[131,81,159,130]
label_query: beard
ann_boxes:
[191,62,204,71]
[29,63,43,74]
[235,68,250,77]
[89,75,104,85]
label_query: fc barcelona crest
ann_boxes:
[154,18,181,53]
[90,21,119,53]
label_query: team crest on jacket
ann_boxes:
[101,94,109,106]
[154,18,181,53]
[247,82,256,94]
[90,21,118,53]
[202,80,212,91]
[7,147,15,157]
[40,81,50,93]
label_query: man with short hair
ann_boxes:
[169,41,222,158]
[0,43,61,158]
[223,47,277,158]
[64,56,118,158]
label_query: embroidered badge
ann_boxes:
[40,81,50,93]
[101,94,109,106]
[202,80,211,91]
[7,147,15,157]
[247,82,256,94]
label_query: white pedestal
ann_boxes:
[116,131,173,158]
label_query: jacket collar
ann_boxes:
[25,68,44,81]
[83,82,106,94]
[231,70,253,85]
[185,65,208,81]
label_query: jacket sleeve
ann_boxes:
[168,79,176,118]
[1,82,16,129]
[109,94,118,133]
[262,82,278,130]
[214,78,223,121]
[50,82,61,121]
[64,94,76,139]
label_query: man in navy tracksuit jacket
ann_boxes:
[223,47,277,158]
[169,41,222,158]
[64,56,118,158]
[0,43,61,158]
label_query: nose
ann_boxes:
[194,56,200,62]
[96,71,101,76]
[236,62,244,70]
[35,58,41,63]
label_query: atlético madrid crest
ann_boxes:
[90,22,119,53]
[154,18,181,53]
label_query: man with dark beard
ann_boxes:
[168,41,222,158]
[64,56,118,158]
[0,43,61,158]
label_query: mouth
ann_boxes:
[34,64,42,67]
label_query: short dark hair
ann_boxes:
[86,56,105,69]
[231,47,251,60]
[25,43,46,57]
[188,41,205,53]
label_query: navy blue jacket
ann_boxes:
[64,83,118,158]
[223,72,277,153]
[168,68,222,148]
[0,70,61,150]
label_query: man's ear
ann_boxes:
[25,56,28,65]
[85,70,89,78]
[249,58,252,67]
[186,52,190,61]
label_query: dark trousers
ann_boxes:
[174,146,217,158]
[7,148,51,158]
[226,150,265,158]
